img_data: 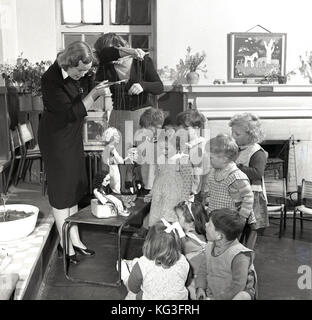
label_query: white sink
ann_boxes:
[0,204,39,242]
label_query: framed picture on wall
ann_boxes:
[227,32,287,82]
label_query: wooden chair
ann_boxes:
[5,129,23,192]
[293,179,312,239]
[264,178,287,238]
[16,121,42,185]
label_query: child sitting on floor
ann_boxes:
[174,194,208,272]
[201,134,256,235]
[229,113,269,250]
[120,219,190,300]
[195,208,257,300]
[174,195,209,299]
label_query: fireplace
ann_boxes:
[261,140,289,181]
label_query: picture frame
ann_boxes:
[227,32,287,82]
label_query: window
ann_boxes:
[62,0,103,24]
[57,0,155,59]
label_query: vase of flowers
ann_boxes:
[181,46,207,85]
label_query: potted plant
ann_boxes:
[179,46,207,84]
[30,60,52,111]
[10,54,34,111]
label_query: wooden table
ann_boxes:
[62,196,150,287]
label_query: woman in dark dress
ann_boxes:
[38,41,111,264]
[94,33,164,157]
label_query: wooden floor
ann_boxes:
[38,217,312,300]
[7,182,312,300]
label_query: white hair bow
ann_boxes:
[184,194,195,220]
[161,218,185,238]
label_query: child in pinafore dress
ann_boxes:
[201,134,256,242]
[195,208,257,300]
[134,107,165,193]
[176,109,209,198]
[120,219,190,300]
[229,113,269,250]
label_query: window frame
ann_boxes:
[56,0,157,63]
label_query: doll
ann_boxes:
[92,167,129,217]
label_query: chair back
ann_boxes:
[300,179,312,208]
[9,128,22,158]
[17,121,35,149]
[264,178,286,205]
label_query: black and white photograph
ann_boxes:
[0,0,312,309]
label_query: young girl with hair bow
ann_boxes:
[118,218,190,300]
[174,194,209,299]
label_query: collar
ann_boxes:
[214,161,238,182]
[61,68,69,80]
[238,144,253,151]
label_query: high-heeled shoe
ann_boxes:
[57,244,80,264]
[73,245,95,257]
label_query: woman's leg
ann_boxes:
[68,204,86,249]
[52,207,75,255]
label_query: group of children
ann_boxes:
[93,108,269,300]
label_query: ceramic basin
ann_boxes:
[0,204,39,242]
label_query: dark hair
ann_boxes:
[94,32,129,58]
[93,165,110,191]
[143,221,182,268]
[57,41,96,71]
[209,134,239,162]
[174,201,208,238]
[210,208,245,241]
[139,107,165,128]
[176,109,206,129]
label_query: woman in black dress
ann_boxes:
[38,41,111,264]
[94,33,164,156]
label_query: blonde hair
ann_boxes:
[102,127,120,145]
[57,41,96,71]
[209,134,239,161]
[229,113,265,143]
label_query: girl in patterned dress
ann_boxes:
[201,134,256,249]
[229,113,269,250]
[120,219,190,300]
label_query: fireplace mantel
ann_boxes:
[165,84,312,119]
[162,83,312,185]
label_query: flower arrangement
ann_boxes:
[177,46,207,78]
[158,46,207,85]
